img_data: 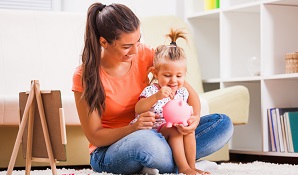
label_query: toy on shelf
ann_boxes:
[204,0,220,10]
[163,99,193,128]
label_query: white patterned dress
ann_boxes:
[130,83,189,130]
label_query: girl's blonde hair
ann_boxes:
[150,28,187,84]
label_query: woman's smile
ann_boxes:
[122,54,134,61]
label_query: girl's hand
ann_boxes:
[156,86,174,100]
[133,111,158,130]
[174,115,200,135]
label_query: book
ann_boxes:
[280,114,288,152]
[284,113,294,152]
[275,107,298,152]
[274,108,285,152]
[267,108,276,152]
[270,108,280,152]
[276,108,298,117]
[286,111,298,153]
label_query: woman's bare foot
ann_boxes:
[194,168,211,175]
[179,168,200,175]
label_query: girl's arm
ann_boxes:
[135,94,159,114]
[135,86,173,114]
[74,91,156,147]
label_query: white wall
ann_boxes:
[0,0,185,18]
[60,0,184,18]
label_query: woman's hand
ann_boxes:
[174,114,200,135]
[133,111,158,130]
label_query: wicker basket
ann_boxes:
[285,52,298,73]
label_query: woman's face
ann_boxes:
[155,59,187,93]
[103,27,141,62]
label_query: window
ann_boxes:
[0,0,53,11]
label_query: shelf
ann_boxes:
[186,0,298,158]
[264,0,298,6]
[186,3,260,19]
[230,149,298,157]
[221,1,260,13]
[203,76,261,83]
[187,9,220,19]
[263,73,298,80]
[222,76,261,82]
[202,74,298,82]
[185,0,298,19]
[262,4,298,76]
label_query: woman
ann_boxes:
[72,2,233,174]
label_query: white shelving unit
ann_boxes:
[184,0,298,156]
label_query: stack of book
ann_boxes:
[267,107,298,153]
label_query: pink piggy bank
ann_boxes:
[163,99,193,128]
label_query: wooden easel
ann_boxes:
[6,80,66,175]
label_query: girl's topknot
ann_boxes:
[166,28,187,46]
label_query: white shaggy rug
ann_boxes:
[1,161,298,175]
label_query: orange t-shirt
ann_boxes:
[72,43,154,153]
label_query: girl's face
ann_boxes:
[154,59,187,93]
[102,27,141,63]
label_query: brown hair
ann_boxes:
[81,3,140,116]
[150,28,187,84]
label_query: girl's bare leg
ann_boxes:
[184,132,211,175]
[184,132,196,168]
[159,126,198,174]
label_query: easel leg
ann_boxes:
[25,98,35,175]
[6,82,35,175]
[34,81,57,175]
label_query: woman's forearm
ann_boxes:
[88,125,137,147]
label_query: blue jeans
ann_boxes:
[90,113,233,174]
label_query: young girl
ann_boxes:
[133,28,210,175]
